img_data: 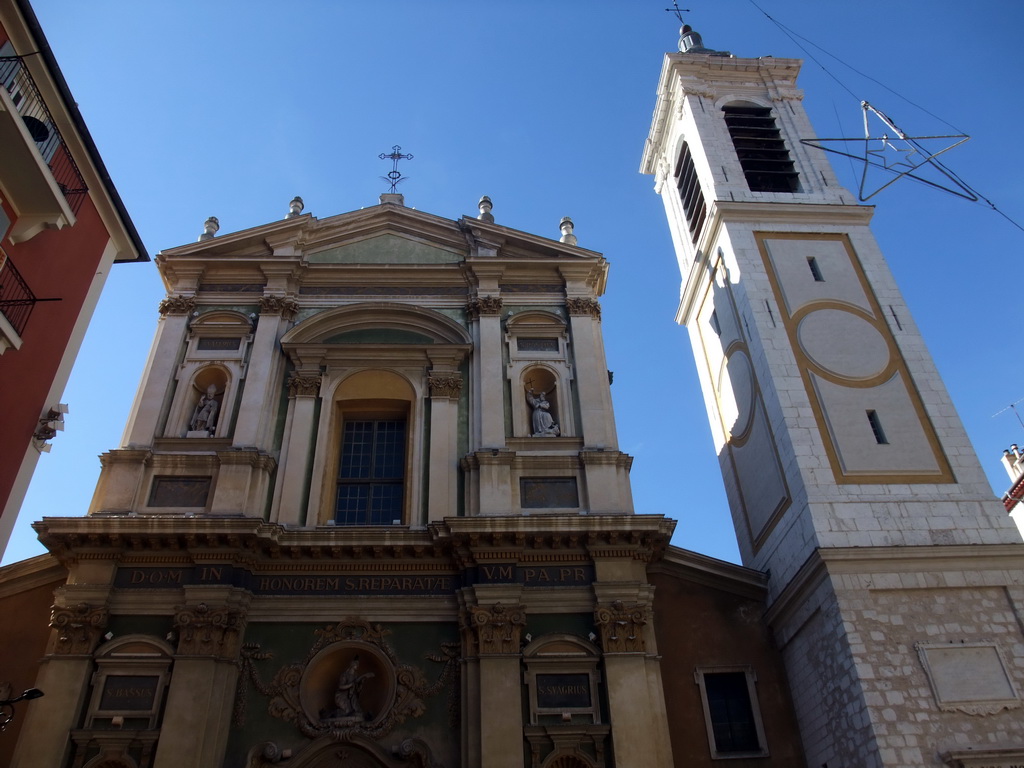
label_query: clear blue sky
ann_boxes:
[5,1,1023,565]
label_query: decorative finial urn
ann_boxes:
[478,196,494,223]
[198,216,220,241]
[559,216,577,245]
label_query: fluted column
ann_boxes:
[273,372,321,526]
[122,296,195,447]
[11,602,109,768]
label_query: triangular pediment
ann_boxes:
[308,232,463,265]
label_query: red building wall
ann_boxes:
[0,193,111,513]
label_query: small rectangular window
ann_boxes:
[866,410,888,444]
[710,309,722,336]
[696,668,768,759]
[807,256,824,282]
[335,419,406,524]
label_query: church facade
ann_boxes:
[1,21,1022,768]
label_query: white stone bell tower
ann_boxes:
[641,25,1024,768]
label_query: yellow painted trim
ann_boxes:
[755,232,954,484]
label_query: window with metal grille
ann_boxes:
[335,419,406,524]
[722,105,799,193]
[700,671,765,756]
[675,142,707,244]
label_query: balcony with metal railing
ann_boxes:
[0,247,34,352]
[0,54,88,234]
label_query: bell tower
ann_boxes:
[642,24,1024,768]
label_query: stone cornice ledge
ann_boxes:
[765,544,1024,633]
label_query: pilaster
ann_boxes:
[464,593,526,768]
[10,602,108,768]
[153,591,249,768]
[232,295,297,448]
[427,372,463,522]
[564,296,615,449]
[272,371,322,526]
[467,294,505,450]
[122,297,194,448]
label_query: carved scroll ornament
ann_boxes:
[428,375,463,399]
[288,373,322,397]
[565,297,601,319]
[234,619,460,741]
[50,602,109,655]
[259,295,300,320]
[465,296,503,319]
[158,296,197,316]
[174,602,246,658]
[594,600,647,653]
[468,602,527,655]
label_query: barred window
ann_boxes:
[335,419,406,525]
[722,105,799,193]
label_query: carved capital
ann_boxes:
[428,374,463,399]
[565,297,601,319]
[50,602,109,655]
[771,89,803,102]
[288,373,322,397]
[594,600,647,653]
[259,295,299,320]
[466,296,503,319]
[158,295,196,316]
[468,602,526,655]
[174,602,246,658]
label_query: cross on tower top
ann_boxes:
[378,145,413,193]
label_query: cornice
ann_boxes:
[33,514,676,566]
[650,546,768,601]
[764,543,1024,631]
[0,553,65,596]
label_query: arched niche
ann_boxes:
[166,363,231,438]
[506,311,574,438]
[167,309,253,439]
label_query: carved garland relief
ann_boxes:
[235,619,459,742]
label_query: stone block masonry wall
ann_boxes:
[773,560,1024,768]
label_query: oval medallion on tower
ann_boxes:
[797,309,891,380]
[717,348,756,441]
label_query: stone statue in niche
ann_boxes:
[320,655,375,724]
[527,388,560,437]
[188,384,220,436]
